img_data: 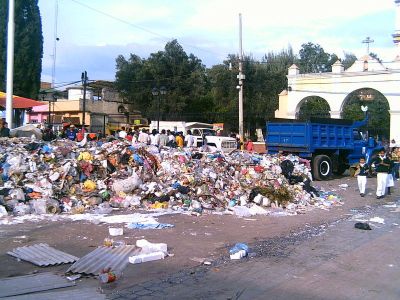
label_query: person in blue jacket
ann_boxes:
[65,124,78,141]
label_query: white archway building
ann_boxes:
[275,1,400,142]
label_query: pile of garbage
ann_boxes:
[0,137,342,218]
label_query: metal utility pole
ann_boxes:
[81,71,88,129]
[51,0,59,88]
[238,13,245,144]
[5,0,15,128]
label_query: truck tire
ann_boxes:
[313,155,332,181]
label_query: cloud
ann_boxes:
[39,0,398,83]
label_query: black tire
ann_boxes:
[313,155,332,181]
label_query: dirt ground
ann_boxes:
[0,175,392,296]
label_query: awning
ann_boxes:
[0,92,44,109]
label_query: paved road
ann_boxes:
[110,198,400,300]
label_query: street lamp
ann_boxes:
[50,93,58,125]
[81,71,88,130]
[151,86,167,131]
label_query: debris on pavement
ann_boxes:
[109,227,123,236]
[369,217,385,224]
[354,222,372,230]
[0,137,343,223]
[229,243,249,260]
[129,239,169,264]
[7,243,79,266]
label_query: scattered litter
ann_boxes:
[369,217,385,224]
[66,274,81,281]
[354,222,372,230]
[384,203,397,208]
[229,243,249,260]
[129,239,169,264]
[99,268,118,283]
[127,223,174,229]
[109,227,123,236]
[0,137,341,224]
[129,251,165,264]
[7,243,78,266]
[0,272,75,298]
[338,184,349,189]
[136,239,168,254]
[203,261,212,265]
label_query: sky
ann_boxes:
[38,0,398,85]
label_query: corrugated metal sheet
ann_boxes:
[7,243,79,266]
[67,245,140,276]
[0,272,75,298]
[6,287,106,300]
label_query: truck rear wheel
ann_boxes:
[313,155,332,181]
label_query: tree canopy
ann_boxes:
[115,39,390,138]
[0,0,43,99]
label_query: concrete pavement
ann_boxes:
[110,198,400,300]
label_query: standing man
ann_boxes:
[159,129,168,147]
[138,128,149,144]
[0,122,10,137]
[65,125,78,141]
[372,149,391,199]
[176,132,184,148]
[118,126,127,139]
[149,129,160,146]
[184,130,195,147]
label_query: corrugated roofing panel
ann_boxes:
[7,243,79,266]
[67,245,140,276]
[5,287,106,300]
[0,272,75,298]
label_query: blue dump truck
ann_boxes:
[266,117,383,180]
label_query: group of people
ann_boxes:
[355,147,400,198]
[115,127,196,148]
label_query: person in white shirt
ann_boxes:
[149,129,160,146]
[167,130,175,142]
[138,129,150,144]
[118,126,127,139]
[185,130,195,147]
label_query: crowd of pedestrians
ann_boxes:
[113,127,196,148]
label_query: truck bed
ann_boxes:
[266,120,354,155]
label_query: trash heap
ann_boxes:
[0,137,342,218]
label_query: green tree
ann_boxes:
[0,0,43,99]
[298,42,330,73]
[342,52,357,70]
[115,40,208,122]
[297,97,331,120]
[342,89,390,139]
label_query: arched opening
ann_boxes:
[296,96,331,120]
[341,88,390,139]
